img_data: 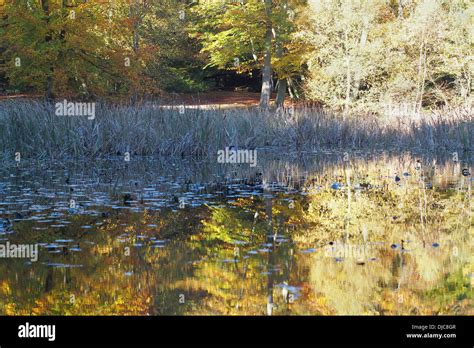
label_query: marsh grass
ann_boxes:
[0,100,472,159]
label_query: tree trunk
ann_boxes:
[275,0,288,108]
[344,29,351,117]
[353,17,368,100]
[130,2,141,53]
[398,0,404,19]
[415,29,426,115]
[275,78,287,107]
[259,0,273,109]
[275,41,286,108]
[44,268,54,293]
[264,182,274,316]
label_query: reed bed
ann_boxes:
[0,100,471,159]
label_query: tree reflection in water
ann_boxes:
[0,154,471,315]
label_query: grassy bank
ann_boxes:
[0,100,472,159]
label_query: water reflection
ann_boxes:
[0,152,472,315]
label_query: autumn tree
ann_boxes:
[0,0,205,98]
[302,0,473,114]
[192,0,308,108]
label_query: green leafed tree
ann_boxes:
[192,0,308,108]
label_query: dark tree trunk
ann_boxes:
[275,78,287,108]
[44,268,54,293]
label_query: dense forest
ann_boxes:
[0,0,472,113]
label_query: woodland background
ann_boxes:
[0,0,472,114]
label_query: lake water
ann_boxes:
[0,151,472,315]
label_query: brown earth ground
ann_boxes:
[0,91,322,109]
[0,91,264,104]
[162,91,325,111]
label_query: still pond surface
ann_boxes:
[0,152,472,315]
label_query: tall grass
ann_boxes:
[0,100,472,159]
